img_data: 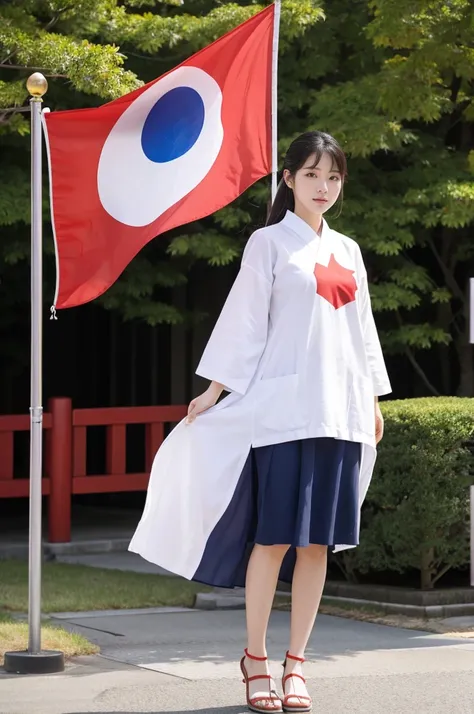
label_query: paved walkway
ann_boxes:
[1,608,474,713]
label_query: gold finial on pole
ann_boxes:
[26,72,48,98]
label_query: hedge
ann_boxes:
[334,398,474,590]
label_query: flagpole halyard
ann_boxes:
[4,73,64,676]
[40,108,59,319]
[271,0,281,204]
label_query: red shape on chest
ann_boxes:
[314,254,358,309]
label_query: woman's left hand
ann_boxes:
[375,401,384,445]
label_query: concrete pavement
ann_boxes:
[1,609,474,713]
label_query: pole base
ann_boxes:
[4,649,64,674]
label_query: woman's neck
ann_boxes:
[293,204,323,235]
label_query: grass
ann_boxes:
[0,612,99,667]
[0,559,212,614]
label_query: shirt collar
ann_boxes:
[280,210,329,245]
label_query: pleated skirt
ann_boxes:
[193,437,361,589]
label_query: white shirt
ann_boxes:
[196,209,391,448]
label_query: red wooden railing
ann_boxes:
[0,412,53,498]
[0,398,187,543]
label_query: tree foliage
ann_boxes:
[0,0,473,395]
[306,0,474,395]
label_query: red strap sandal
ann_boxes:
[281,652,312,713]
[240,648,283,713]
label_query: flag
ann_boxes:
[43,5,276,309]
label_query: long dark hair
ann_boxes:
[266,131,347,226]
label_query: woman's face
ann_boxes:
[284,151,343,218]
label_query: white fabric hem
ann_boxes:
[252,425,375,449]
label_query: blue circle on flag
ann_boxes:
[141,87,205,164]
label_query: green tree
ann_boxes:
[1,0,473,396]
[307,0,474,395]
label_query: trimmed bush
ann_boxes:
[335,398,474,589]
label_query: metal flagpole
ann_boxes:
[4,73,64,675]
[271,0,282,204]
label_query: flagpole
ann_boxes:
[271,0,281,204]
[4,73,64,676]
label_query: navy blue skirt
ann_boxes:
[193,437,361,589]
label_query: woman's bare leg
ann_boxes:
[244,544,290,709]
[284,544,328,706]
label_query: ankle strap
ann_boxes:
[244,648,268,661]
[285,651,305,663]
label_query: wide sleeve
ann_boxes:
[357,256,392,397]
[195,230,274,396]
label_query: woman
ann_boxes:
[130,131,391,713]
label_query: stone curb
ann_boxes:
[195,593,247,610]
[0,538,133,560]
[322,581,474,607]
[46,538,133,556]
[49,606,196,619]
[11,606,196,622]
[194,590,291,611]
[321,595,474,619]
[195,591,474,619]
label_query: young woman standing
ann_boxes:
[130,131,391,713]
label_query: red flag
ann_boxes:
[43,6,275,309]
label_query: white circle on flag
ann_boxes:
[97,66,224,227]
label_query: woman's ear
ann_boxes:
[283,169,293,189]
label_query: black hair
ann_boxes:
[266,131,348,226]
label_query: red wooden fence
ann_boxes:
[0,398,187,543]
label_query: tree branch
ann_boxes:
[431,560,453,587]
[44,15,61,31]
[44,4,74,31]
[124,50,187,63]
[395,313,441,396]
[427,237,464,302]
[0,51,17,66]
[449,308,465,337]
[405,346,441,396]
[0,106,30,113]
[450,74,462,105]
[0,65,67,77]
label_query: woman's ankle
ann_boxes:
[246,646,268,660]
[284,654,305,671]
[286,649,305,662]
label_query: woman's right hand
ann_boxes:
[186,383,223,424]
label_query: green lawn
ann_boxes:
[0,612,99,666]
[0,559,211,613]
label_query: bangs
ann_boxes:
[303,147,347,178]
[305,149,324,170]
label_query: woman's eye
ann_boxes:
[306,172,316,178]
[330,175,341,181]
